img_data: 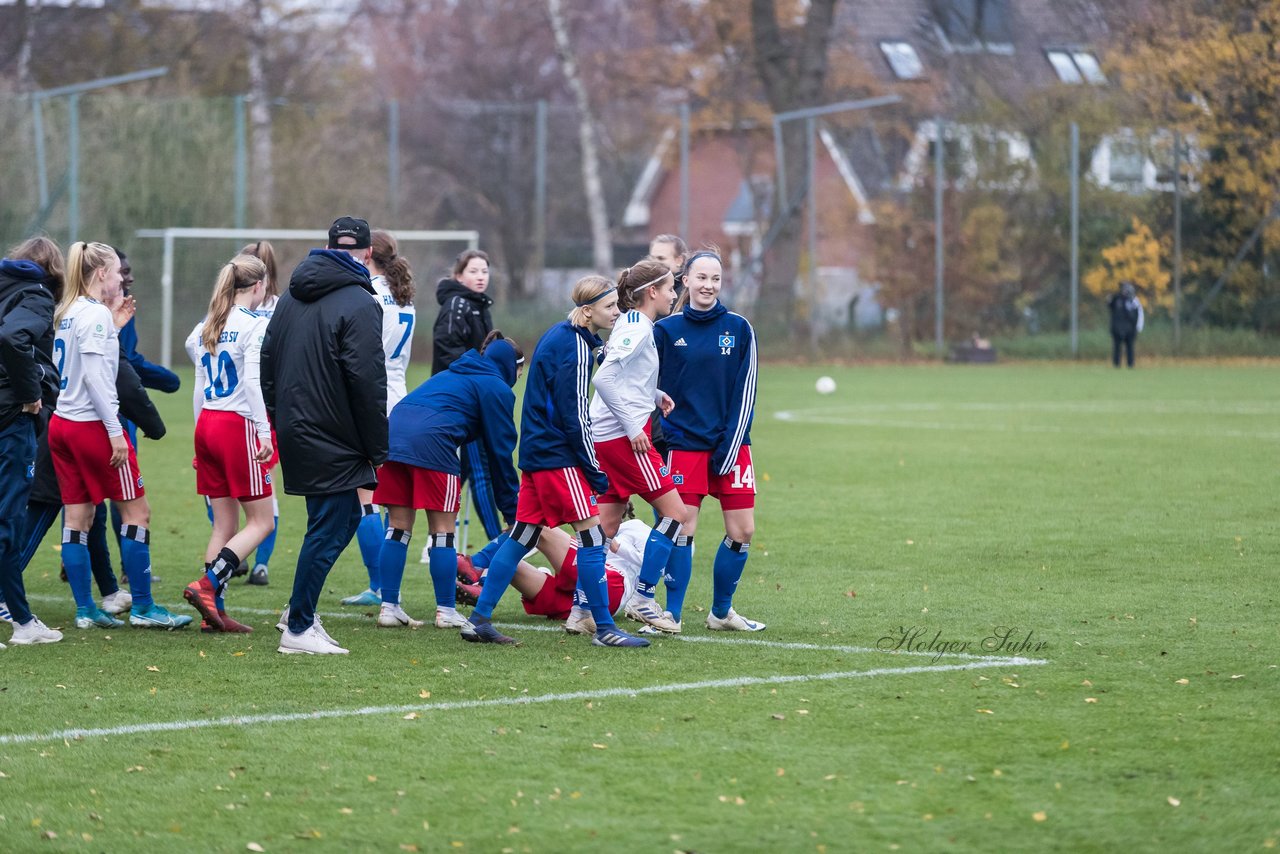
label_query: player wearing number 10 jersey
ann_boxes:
[652,250,763,633]
[181,254,276,632]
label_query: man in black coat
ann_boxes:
[262,216,388,655]
[1107,281,1145,368]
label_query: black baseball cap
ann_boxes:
[328,216,371,250]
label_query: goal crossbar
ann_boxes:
[134,227,480,367]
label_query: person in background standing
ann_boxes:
[1108,281,1144,369]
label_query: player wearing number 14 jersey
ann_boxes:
[652,250,763,632]
[182,254,276,632]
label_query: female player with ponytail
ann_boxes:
[653,250,763,631]
[341,229,416,608]
[180,254,276,632]
[585,260,687,634]
[49,242,191,630]
[238,239,280,585]
[466,276,649,647]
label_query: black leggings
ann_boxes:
[1111,333,1135,368]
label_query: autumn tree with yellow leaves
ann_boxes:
[1084,218,1172,310]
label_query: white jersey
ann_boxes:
[590,309,662,442]
[606,519,648,611]
[185,306,271,436]
[54,297,120,428]
[253,293,279,319]
[372,274,415,412]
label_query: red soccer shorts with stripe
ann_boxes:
[521,546,626,620]
[665,446,756,510]
[593,429,677,505]
[374,460,460,512]
[48,414,146,505]
[194,409,273,501]
[515,468,598,528]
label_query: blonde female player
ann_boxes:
[341,229,417,607]
[653,250,763,631]
[180,255,276,632]
[588,259,685,634]
[49,241,191,630]
[464,275,649,647]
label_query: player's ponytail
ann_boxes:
[202,254,267,354]
[372,229,415,307]
[616,258,671,312]
[58,240,115,324]
[240,240,279,299]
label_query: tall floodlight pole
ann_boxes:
[680,103,691,240]
[534,99,548,290]
[934,117,945,357]
[1070,122,1080,358]
[388,99,401,221]
[234,95,247,230]
[1173,130,1183,352]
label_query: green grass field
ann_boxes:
[2,361,1277,853]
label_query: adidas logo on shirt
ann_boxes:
[674,338,688,347]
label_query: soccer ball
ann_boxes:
[815,376,836,394]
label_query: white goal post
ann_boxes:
[135,227,480,368]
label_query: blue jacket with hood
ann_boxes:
[388,343,520,524]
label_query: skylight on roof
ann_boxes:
[880,41,925,80]
[1047,49,1106,85]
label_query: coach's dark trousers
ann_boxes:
[287,490,362,634]
[1111,333,1135,368]
[0,419,38,627]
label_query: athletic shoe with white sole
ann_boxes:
[624,596,682,633]
[279,624,349,655]
[563,606,596,636]
[460,615,519,645]
[10,617,63,645]
[246,566,269,586]
[705,608,766,632]
[129,604,194,629]
[75,606,124,629]
[341,588,382,607]
[434,607,470,629]
[591,625,650,647]
[378,604,424,628]
[100,590,132,615]
[276,607,340,646]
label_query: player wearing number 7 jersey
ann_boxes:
[181,254,276,632]
[652,250,763,632]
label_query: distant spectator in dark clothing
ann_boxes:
[1108,281,1144,368]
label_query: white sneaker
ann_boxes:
[276,607,341,646]
[0,599,11,622]
[419,544,431,564]
[563,606,596,636]
[10,617,64,645]
[624,596,682,633]
[706,608,765,632]
[278,624,349,655]
[378,603,424,628]
[101,590,132,615]
[434,607,469,629]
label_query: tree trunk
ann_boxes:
[547,0,612,273]
[246,0,274,225]
[749,0,840,332]
[14,0,38,89]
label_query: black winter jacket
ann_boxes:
[261,249,388,496]
[29,359,166,505]
[0,259,58,432]
[431,278,493,375]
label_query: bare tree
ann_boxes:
[749,0,840,327]
[547,0,613,272]
[245,0,274,225]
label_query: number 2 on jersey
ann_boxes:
[390,312,414,360]
[53,339,68,389]
[201,351,239,399]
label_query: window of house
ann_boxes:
[880,41,925,80]
[1047,49,1106,84]
[931,0,1014,52]
[1109,139,1145,184]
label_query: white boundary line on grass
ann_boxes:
[0,655,1047,746]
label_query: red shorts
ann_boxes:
[374,460,460,512]
[266,425,280,468]
[521,552,626,620]
[515,468,597,527]
[666,446,756,510]
[194,409,273,501]
[594,431,676,505]
[48,414,145,505]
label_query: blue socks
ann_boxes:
[256,515,278,567]
[576,526,613,626]
[472,531,508,571]
[378,528,411,606]
[473,533,529,619]
[62,528,95,611]
[664,535,694,622]
[712,537,750,618]
[428,532,457,610]
[356,504,385,593]
[636,516,681,599]
[118,524,153,610]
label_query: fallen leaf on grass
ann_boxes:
[367,776,378,782]
[1084,697,1098,704]
[976,709,994,715]
[771,714,786,721]
[400,845,420,852]
[1032,811,1047,822]
[403,713,419,720]
[146,666,160,672]
[125,766,145,773]
[339,808,353,815]
[591,743,607,749]
[246,843,265,852]
[41,830,57,840]
[294,830,322,839]
[419,690,431,699]
[776,768,786,777]
[1231,674,1245,680]
[1167,797,1181,807]
[1175,679,1189,685]
[231,651,246,657]
[844,590,856,598]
